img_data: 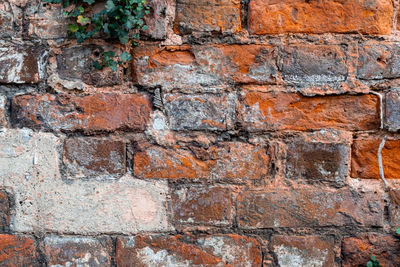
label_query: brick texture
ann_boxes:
[0,234,38,266]
[116,234,261,266]
[351,139,400,179]
[237,91,380,131]
[134,142,271,179]
[12,93,152,133]
[248,0,394,35]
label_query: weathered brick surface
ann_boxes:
[351,139,400,179]
[143,0,168,39]
[280,45,348,85]
[0,42,48,83]
[342,234,400,267]
[0,96,6,127]
[0,234,38,266]
[132,44,278,91]
[43,236,112,266]
[358,42,400,80]
[237,187,383,228]
[271,236,335,267]
[0,190,10,232]
[12,93,152,133]
[0,2,17,38]
[286,141,349,187]
[164,93,235,131]
[134,142,270,179]
[248,0,394,35]
[175,0,241,34]
[171,185,232,225]
[63,137,126,179]
[385,89,400,131]
[26,1,69,39]
[55,45,121,87]
[237,91,380,131]
[116,234,261,266]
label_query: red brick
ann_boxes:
[132,45,278,91]
[43,236,112,266]
[237,91,380,131]
[237,187,383,228]
[171,185,232,225]
[164,93,235,131]
[357,42,400,80]
[281,45,348,85]
[385,89,400,131]
[342,234,400,267]
[63,138,126,179]
[175,0,241,34]
[0,234,38,266]
[134,142,270,179]
[271,236,335,267]
[351,139,400,179]
[286,141,349,187]
[248,0,394,35]
[12,93,152,133]
[0,96,6,127]
[0,42,48,83]
[116,234,261,266]
[0,190,10,231]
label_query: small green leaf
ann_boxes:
[93,61,103,70]
[367,261,373,267]
[120,51,132,62]
[396,227,400,235]
[105,0,115,11]
[68,24,79,33]
[77,15,90,25]
[370,255,377,261]
[78,6,85,13]
[83,0,96,4]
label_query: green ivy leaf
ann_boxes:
[367,261,373,267]
[105,0,115,11]
[77,15,91,25]
[68,24,79,33]
[120,52,132,62]
[396,227,400,235]
[93,61,103,70]
[83,0,96,4]
[370,255,377,262]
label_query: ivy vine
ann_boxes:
[42,0,149,71]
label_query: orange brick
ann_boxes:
[12,93,152,133]
[175,0,241,34]
[0,234,38,266]
[134,142,270,179]
[237,91,380,131]
[248,0,394,35]
[351,139,400,179]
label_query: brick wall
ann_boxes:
[1,0,400,266]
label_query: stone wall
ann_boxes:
[1,0,400,266]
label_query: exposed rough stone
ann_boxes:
[171,185,232,225]
[0,190,10,231]
[237,91,380,131]
[271,236,335,267]
[0,96,6,127]
[237,187,384,228]
[175,0,241,34]
[143,0,168,39]
[357,42,400,80]
[12,93,152,133]
[286,141,349,187]
[0,129,170,234]
[132,44,278,92]
[26,1,69,39]
[164,93,236,131]
[248,0,394,35]
[0,2,17,38]
[280,45,348,85]
[43,236,112,266]
[351,139,400,179]
[342,234,400,267]
[385,89,400,131]
[134,142,271,179]
[0,234,38,266]
[116,234,261,266]
[55,45,121,87]
[63,137,126,179]
[0,41,48,83]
